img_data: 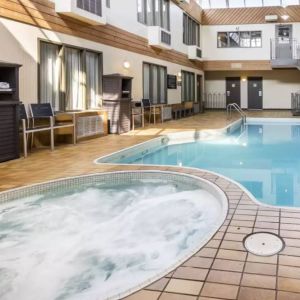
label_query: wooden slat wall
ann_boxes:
[202,5,300,25]
[203,60,272,71]
[0,0,203,70]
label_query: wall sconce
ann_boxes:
[177,72,182,86]
[242,77,247,82]
[123,61,131,69]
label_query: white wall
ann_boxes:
[205,70,300,109]
[50,0,194,56]
[0,17,203,106]
[202,23,300,61]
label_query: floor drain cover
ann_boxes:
[244,232,284,256]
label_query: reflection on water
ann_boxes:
[121,123,300,207]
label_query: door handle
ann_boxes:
[227,91,230,96]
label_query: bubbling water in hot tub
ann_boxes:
[0,178,223,300]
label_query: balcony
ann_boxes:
[55,0,106,26]
[271,38,300,70]
[187,45,203,61]
[148,26,172,50]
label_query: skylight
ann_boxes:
[200,0,300,9]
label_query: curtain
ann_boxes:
[159,66,166,104]
[143,63,150,100]
[86,51,101,109]
[40,42,60,111]
[152,65,158,104]
[143,63,167,104]
[65,47,84,110]
[182,71,195,102]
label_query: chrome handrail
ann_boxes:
[227,103,247,123]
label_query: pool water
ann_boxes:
[0,178,222,300]
[114,120,300,207]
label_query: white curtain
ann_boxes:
[65,47,84,110]
[143,63,150,100]
[40,42,60,111]
[159,66,166,104]
[86,51,101,109]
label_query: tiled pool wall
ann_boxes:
[96,119,243,164]
[0,171,227,205]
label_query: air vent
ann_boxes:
[77,0,102,17]
[148,26,172,50]
[161,30,171,46]
[196,48,202,59]
[55,0,106,25]
[187,46,203,61]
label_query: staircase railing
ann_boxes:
[227,103,247,123]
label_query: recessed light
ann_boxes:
[281,15,289,21]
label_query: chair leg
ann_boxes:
[72,114,76,145]
[50,117,54,151]
[132,114,135,131]
[22,120,27,158]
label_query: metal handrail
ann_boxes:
[227,103,247,123]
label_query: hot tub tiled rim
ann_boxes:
[120,166,300,300]
[0,170,229,300]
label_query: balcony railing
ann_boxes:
[270,38,300,60]
[270,38,300,69]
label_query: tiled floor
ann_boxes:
[1,110,300,300]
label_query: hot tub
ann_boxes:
[0,171,227,300]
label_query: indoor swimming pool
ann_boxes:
[97,118,300,207]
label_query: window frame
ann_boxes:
[217,31,262,48]
[181,70,195,103]
[143,61,168,105]
[137,0,170,31]
[183,13,200,47]
[38,39,103,112]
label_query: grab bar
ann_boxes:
[227,103,247,123]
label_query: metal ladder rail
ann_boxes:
[227,103,247,123]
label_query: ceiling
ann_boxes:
[200,0,300,9]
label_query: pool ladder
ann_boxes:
[227,103,247,123]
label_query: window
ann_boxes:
[143,62,167,104]
[77,0,102,17]
[183,14,200,47]
[218,31,262,48]
[137,0,170,31]
[106,0,110,8]
[39,41,102,111]
[181,71,195,102]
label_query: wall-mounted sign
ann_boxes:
[167,75,177,89]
